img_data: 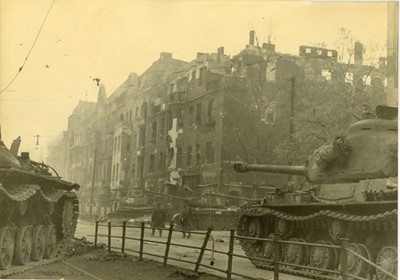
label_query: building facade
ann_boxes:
[47,31,387,216]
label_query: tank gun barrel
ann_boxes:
[143,189,190,201]
[206,192,260,202]
[233,161,306,176]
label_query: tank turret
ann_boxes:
[234,105,397,184]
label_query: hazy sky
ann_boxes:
[0,0,388,161]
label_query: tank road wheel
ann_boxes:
[31,225,45,261]
[262,234,283,267]
[14,226,32,265]
[43,225,57,259]
[328,219,343,240]
[275,219,294,238]
[375,246,397,280]
[0,227,14,269]
[309,240,336,274]
[346,243,370,278]
[283,238,308,266]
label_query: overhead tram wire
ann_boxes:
[0,0,56,95]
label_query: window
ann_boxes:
[196,103,202,125]
[188,106,194,126]
[159,152,165,170]
[363,75,371,86]
[317,50,322,56]
[345,72,354,85]
[112,165,115,181]
[116,164,119,181]
[266,62,276,82]
[206,142,215,164]
[129,110,132,121]
[150,154,155,172]
[207,99,215,122]
[151,121,157,139]
[306,48,311,54]
[262,102,276,124]
[178,108,184,129]
[187,146,192,167]
[321,69,331,81]
[114,136,117,151]
[176,147,182,168]
[195,144,201,166]
[199,67,205,86]
[327,51,333,57]
[160,118,165,138]
[167,147,174,167]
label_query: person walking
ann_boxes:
[180,204,192,239]
[151,203,166,237]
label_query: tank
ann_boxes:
[144,189,238,230]
[233,105,397,280]
[0,137,79,270]
[108,190,155,220]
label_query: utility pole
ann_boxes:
[288,77,295,181]
[89,148,98,216]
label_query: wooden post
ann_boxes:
[163,224,174,267]
[94,221,99,246]
[226,229,235,280]
[273,234,281,280]
[108,221,111,253]
[121,221,126,253]
[194,227,213,272]
[139,222,145,261]
[340,238,349,280]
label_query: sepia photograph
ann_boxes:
[0,0,398,279]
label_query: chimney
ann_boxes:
[160,52,172,59]
[249,30,255,46]
[262,43,275,53]
[217,47,224,56]
[354,41,363,66]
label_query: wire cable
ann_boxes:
[0,0,56,95]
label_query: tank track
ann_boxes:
[236,206,397,280]
[0,184,79,276]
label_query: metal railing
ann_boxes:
[93,221,396,280]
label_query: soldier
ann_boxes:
[180,204,192,238]
[151,203,166,237]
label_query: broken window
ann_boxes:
[176,147,182,168]
[159,152,165,170]
[188,106,194,126]
[262,102,276,124]
[195,144,201,166]
[196,103,202,126]
[187,146,193,167]
[160,118,165,138]
[150,154,155,172]
[206,142,215,164]
[167,147,174,167]
[207,99,216,122]
[306,48,311,54]
[317,50,322,56]
[363,75,371,86]
[345,72,354,85]
[266,62,276,82]
[178,108,185,129]
[151,121,157,139]
[321,69,332,81]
